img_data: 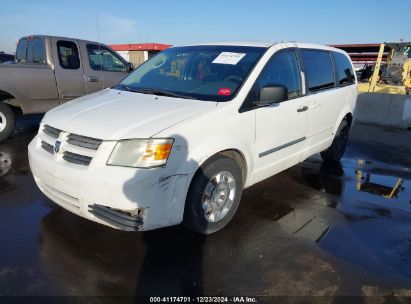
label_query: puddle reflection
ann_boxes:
[297,158,410,209]
[294,157,411,282]
[356,170,404,199]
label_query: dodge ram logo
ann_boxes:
[54,141,61,153]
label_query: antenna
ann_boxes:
[95,12,104,89]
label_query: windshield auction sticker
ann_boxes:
[212,52,246,65]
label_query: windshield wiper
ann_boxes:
[115,84,139,92]
[136,88,194,99]
[116,85,196,99]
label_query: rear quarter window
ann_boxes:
[301,50,335,92]
[57,40,80,69]
[333,52,355,86]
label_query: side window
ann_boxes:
[333,52,355,86]
[257,50,301,99]
[86,44,126,72]
[57,40,80,70]
[301,50,335,92]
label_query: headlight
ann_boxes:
[107,138,174,168]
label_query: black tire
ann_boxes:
[0,102,15,142]
[184,155,243,234]
[320,119,350,162]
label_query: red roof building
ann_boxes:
[110,43,172,66]
[110,43,171,52]
[330,43,391,66]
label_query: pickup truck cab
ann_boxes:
[28,42,357,234]
[0,35,132,141]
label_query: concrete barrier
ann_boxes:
[354,92,411,129]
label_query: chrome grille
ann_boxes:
[40,124,103,167]
[41,141,54,154]
[63,151,92,166]
[67,133,102,150]
[43,124,61,139]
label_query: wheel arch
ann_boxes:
[0,90,15,101]
[184,148,249,200]
[208,149,248,185]
[333,110,353,136]
[0,83,26,113]
[0,91,23,115]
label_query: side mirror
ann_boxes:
[254,85,288,107]
[127,62,134,72]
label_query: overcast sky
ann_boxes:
[0,0,409,53]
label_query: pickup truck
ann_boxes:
[0,35,133,141]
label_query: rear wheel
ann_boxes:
[0,102,15,142]
[184,155,243,234]
[320,119,350,162]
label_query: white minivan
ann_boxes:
[28,42,357,234]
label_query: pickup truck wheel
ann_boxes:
[184,155,243,234]
[0,102,15,142]
[320,120,349,162]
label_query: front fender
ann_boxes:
[172,134,254,188]
[158,103,256,188]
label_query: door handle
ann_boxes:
[297,106,308,112]
[88,76,99,82]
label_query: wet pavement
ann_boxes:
[0,115,411,301]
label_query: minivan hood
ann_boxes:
[42,89,217,140]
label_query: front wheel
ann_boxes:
[320,119,350,162]
[0,102,15,142]
[184,155,243,234]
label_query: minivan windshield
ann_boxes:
[115,45,266,101]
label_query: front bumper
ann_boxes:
[28,135,193,231]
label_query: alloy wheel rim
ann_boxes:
[202,170,236,223]
[0,152,11,176]
[0,112,6,133]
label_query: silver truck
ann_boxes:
[0,35,133,141]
